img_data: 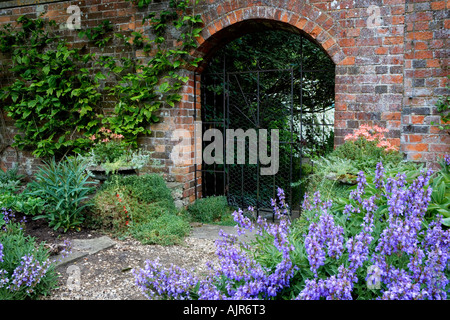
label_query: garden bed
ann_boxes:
[17,212,103,245]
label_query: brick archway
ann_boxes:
[194,2,346,68]
[175,2,347,202]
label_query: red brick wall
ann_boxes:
[0,0,448,203]
[402,0,449,163]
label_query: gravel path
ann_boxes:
[42,230,223,300]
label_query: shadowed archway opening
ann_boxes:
[194,27,335,218]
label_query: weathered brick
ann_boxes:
[404,143,429,152]
[375,85,388,94]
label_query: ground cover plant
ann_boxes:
[185,196,236,226]
[0,165,46,217]
[132,162,450,300]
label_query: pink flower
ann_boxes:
[373,125,389,133]
[111,133,124,140]
[376,141,390,149]
[360,124,371,130]
[385,144,399,152]
[345,124,398,152]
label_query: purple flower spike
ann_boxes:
[444,154,450,166]
[374,162,385,189]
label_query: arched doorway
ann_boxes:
[194,27,335,218]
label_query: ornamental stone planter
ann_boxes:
[87,166,137,182]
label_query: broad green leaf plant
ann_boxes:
[26,157,96,232]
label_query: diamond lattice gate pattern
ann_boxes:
[195,33,335,219]
[226,69,294,217]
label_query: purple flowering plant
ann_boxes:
[0,207,59,299]
[133,189,299,300]
[133,163,449,300]
[297,161,450,300]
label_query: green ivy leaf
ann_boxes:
[159,82,169,92]
[28,100,37,108]
[173,60,181,68]
[95,72,106,80]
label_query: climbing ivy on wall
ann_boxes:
[98,0,203,144]
[0,0,203,158]
[0,16,103,158]
[432,76,450,134]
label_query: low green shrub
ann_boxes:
[330,140,403,173]
[0,192,46,217]
[0,166,46,217]
[89,174,190,245]
[88,186,132,234]
[89,185,175,234]
[0,165,24,192]
[102,174,175,206]
[131,214,191,246]
[186,196,235,225]
[305,156,357,201]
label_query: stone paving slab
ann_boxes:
[52,236,116,268]
[189,223,256,242]
[71,236,117,255]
